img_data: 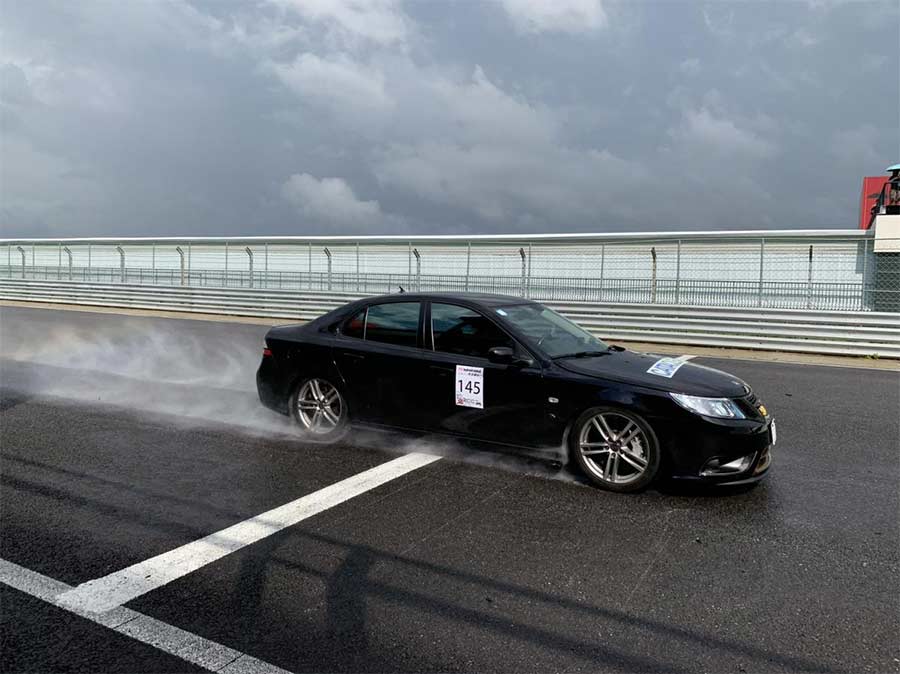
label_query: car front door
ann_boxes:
[419,302,554,448]
[333,300,426,430]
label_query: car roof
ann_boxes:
[360,291,537,308]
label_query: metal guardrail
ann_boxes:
[3,280,898,358]
[3,230,889,313]
[4,265,884,311]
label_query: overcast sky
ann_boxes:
[1,0,898,238]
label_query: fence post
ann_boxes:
[356,242,360,293]
[152,244,156,273]
[407,242,412,289]
[519,247,526,298]
[599,244,605,302]
[861,238,869,310]
[246,247,254,288]
[224,241,229,287]
[757,238,765,307]
[413,248,421,291]
[675,239,681,305]
[264,242,269,289]
[187,242,192,285]
[465,242,471,292]
[650,246,658,303]
[324,247,332,290]
[807,244,814,309]
[308,242,312,290]
[526,243,532,298]
[63,246,72,281]
[116,246,125,283]
[58,243,62,280]
[175,246,186,286]
[16,246,26,279]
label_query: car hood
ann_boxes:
[555,350,750,398]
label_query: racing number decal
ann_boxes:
[647,357,688,378]
[455,365,484,409]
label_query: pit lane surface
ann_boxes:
[1,306,898,673]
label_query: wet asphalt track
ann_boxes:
[1,305,899,673]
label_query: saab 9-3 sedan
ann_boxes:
[257,293,774,492]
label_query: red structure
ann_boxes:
[860,176,889,229]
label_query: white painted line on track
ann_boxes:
[0,558,291,673]
[57,452,442,614]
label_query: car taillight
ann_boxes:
[262,347,272,357]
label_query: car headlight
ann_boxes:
[669,393,746,419]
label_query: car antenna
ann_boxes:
[398,285,405,293]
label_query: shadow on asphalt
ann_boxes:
[0,450,833,673]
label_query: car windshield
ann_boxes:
[495,303,608,358]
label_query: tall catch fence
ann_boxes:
[2,230,895,312]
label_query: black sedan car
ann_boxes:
[257,292,774,492]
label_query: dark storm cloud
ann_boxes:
[0,0,897,237]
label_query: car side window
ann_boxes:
[343,308,366,339]
[431,303,513,358]
[362,302,420,347]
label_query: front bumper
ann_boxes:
[658,411,775,484]
[672,443,773,486]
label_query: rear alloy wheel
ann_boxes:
[570,408,660,492]
[289,378,348,443]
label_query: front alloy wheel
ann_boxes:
[570,408,660,492]
[290,378,348,442]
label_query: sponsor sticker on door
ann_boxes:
[455,365,484,409]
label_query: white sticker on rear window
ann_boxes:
[647,357,687,378]
[495,309,508,316]
[455,365,484,409]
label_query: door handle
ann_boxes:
[429,365,454,375]
[342,352,366,361]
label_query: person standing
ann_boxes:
[888,163,900,207]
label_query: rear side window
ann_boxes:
[431,303,513,358]
[361,302,420,347]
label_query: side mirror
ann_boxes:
[487,346,514,364]
[488,346,533,367]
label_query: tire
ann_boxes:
[288,377,349,444]
[568,406,660,493]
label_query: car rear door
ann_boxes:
[333,300,427,430]
[419,302,554,448]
